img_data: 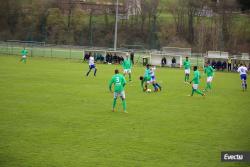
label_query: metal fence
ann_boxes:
[0,41,206,67]
[0,41,86,59]
[0,41,151,65]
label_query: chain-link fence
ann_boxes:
[0,41,151,65]
[0,41,87,59]
[0,41,207,67]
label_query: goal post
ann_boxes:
[190,53,205,68]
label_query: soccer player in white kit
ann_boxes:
[150,66,162,92]
[237,64,248,91]
[86,55,97,76]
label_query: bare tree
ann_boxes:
[168,0,187,36]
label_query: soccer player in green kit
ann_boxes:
[139,64,151,91]
[189,66,205,97]
[20,48,28,64]
[122,55,132,81]
[204,62,215,92]
[109,69,127,113]
[183,57,191,83]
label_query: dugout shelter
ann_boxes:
[148,47,192,67]
[231,53,250,66]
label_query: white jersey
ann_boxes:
[150,67,156,77]
[89,56,95,66]
[237,66,248,75]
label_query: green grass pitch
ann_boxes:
[0,56,249,167]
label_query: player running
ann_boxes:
[189,66,205,97]
[150,66,162,92]
[109,69,127,113]
[183,57,191,83]
[20,48,28,64]
[139,64,152,91]
[86,54,97,77]
[122,55,132,81]
[204,62,215,92]
[237,64,248,91]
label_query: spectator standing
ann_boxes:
[113,53,118,64]
[161,57,167,67]
[84,52,91,61]
[233,63,238,72]
[222,61,227,71]
[228,57,232,71]
[109,53,113,64]
[212,60,216,69]
[105,52,109,63]
[172,57,176,68]
[84,52,89,61]
[216,60,222,71]
[130,51,134,64]
[118,56,123,64]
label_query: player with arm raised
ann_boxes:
[237,64,248,91]
[204,62,215,92]
[109,69,127,113]
[122,55,132,81]
[189,66,205,97]
[86,54,97,77]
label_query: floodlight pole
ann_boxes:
[114,0,119,51]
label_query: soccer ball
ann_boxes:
[146,89,152,93]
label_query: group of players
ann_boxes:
[20,48,248,113]
[85,53,247,113]
[85,54,162,113]
[183,56,248,96]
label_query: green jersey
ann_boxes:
[21,49,28,56]
[144,68,151,79]
[192,70,201,84]
[141,68,151,89]
[109,74,126,92]
[204,65,214,77]
[122,59,132,69]
[141,76,151,89]
[183,60,190,69]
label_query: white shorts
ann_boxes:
[185,69,190,74]
[114,91,125,99]
[207,76,213,82]
[124,69,131,74]
[22,55,27,58]
[192,84,199,90]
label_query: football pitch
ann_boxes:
[0,56,249,167]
